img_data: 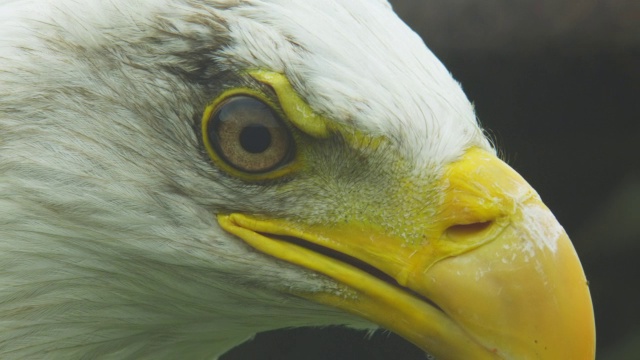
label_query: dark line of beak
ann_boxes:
[266,233,445,314]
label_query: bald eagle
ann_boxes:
[0,0,595,359]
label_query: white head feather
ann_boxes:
[0,0,490,358]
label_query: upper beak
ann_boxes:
[218,147,595,359]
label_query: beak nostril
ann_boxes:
[446,221,494,239]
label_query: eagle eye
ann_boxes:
[204,95,294,174]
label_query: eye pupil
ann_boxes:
[239,125,272,154]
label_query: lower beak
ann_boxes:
[218,148,595,359]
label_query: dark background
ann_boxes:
[223,1,640,358]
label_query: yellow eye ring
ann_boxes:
[202,88,299,181]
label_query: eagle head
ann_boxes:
[0,0,595,359]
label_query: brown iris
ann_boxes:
[206,96,293,173]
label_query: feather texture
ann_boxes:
[0,0,489,358]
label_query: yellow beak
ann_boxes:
[218,148,595,359]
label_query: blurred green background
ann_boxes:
[223,1,639,358]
